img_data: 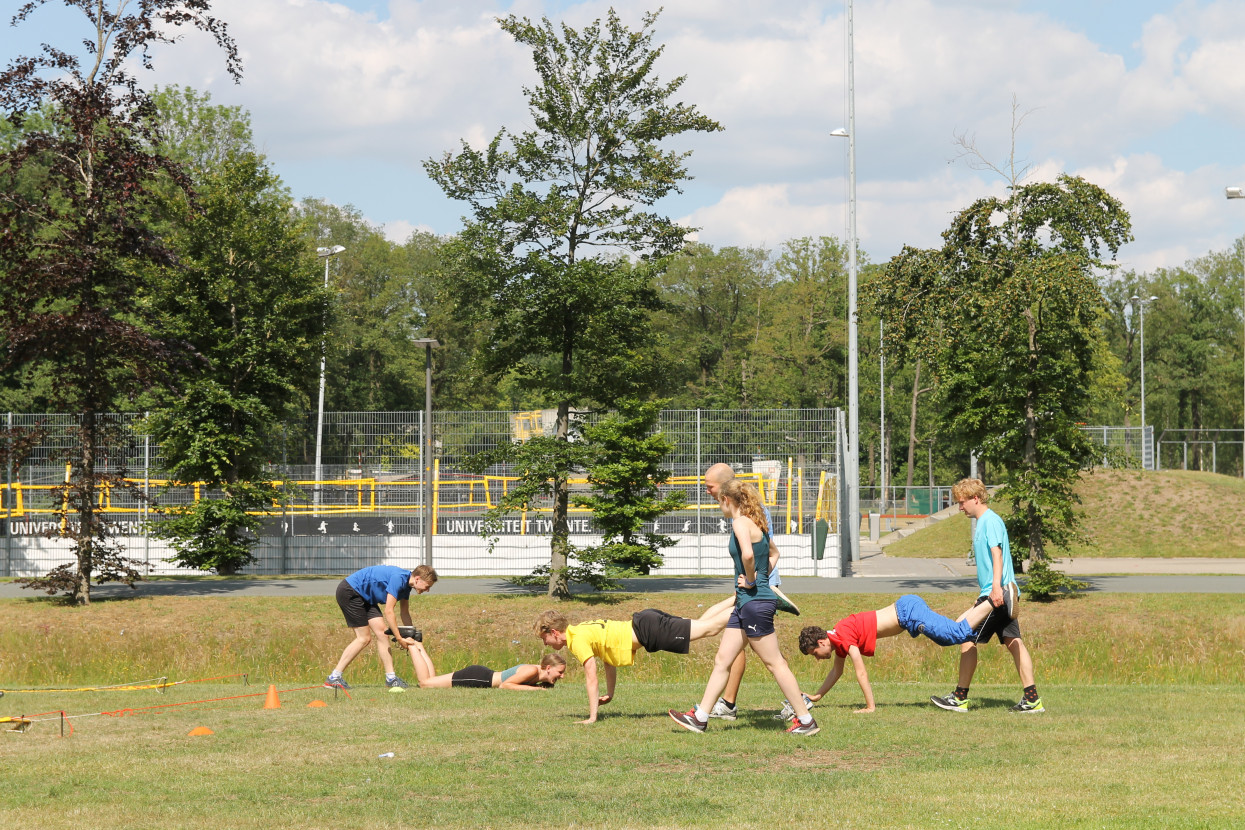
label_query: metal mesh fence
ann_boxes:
[2,408,844,579]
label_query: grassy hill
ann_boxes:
[885,468,1245,559]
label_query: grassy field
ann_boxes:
[2,591,1244,828]
[885,468,1245,559]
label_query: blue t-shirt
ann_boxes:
[345,565,412,606]
[973,508,1015,595]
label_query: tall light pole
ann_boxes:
[1226,187,1245,479]
[1131,294,1158,469]
[313,245,345,514]
[829,0,860,562]
[413,338,441,567]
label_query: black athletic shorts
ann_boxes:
[631,609,692,655]
[450,665,496,688]
[972,594,1022,644]
[335,579,382,629]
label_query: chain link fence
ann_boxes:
[2,409,845,580]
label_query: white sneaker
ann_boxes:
[773,693,815,721]
[707,697,737,720]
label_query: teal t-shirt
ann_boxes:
[973,508,1015,595]
[499,664,522,684]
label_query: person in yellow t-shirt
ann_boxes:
[535,598,734,724]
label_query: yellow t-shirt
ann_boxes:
[566,619,635,667]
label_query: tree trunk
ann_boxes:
[1022,308,1044,565]
[547,396,571,598]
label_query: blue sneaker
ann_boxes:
[324,675,351,690]
[386,676,409,692]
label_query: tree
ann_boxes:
[426,9,721,596]
[0,0,239,603]
[572,399,685,581]
[141,92,325,573]
[873,175,1132,586]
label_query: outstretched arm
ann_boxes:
[499,665,547,690]
[848,646,874,713]
[580,657,600,724]
[808,654,846,701]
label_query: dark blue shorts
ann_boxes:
[727,599,777,638]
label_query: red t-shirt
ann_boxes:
[827,610,878,658]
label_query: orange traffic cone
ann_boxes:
[307,700,327,708]
[188,726,214,736]
[263,684,281,709]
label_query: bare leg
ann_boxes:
[408,642,437,684]
[689,595,736,640]
[722,650,747,705]
[695,628,747,714]
[368,616,399,676]
[748,633,810,720]
[964,600,994,631]
[332,626,375,676]
[956,641,978,689]
[1005,637,1036,687]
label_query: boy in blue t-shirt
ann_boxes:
[930,479,1043,714]
[326,564,437,691]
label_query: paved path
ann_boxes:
[3,569,1243,598]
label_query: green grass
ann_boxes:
[886,469,1245,559]
[2,680,1241,828]
[3,592,1244,828]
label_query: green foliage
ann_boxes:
[574,399,685,578]
[149,480,280,575]
[873,175,1133,571]
[425,9,719,596]
[1020,558,1090,600]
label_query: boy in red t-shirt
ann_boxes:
[796,595,997,712]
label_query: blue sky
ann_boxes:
[4,0,1245,272]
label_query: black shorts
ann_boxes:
[335,580,381,629]
[632,609,692,655]
[450,665,495,688]
[972,594,1022,644]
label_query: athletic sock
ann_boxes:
[386,673,397,682]
[954,686,970,701]
[693,705,709,724]
[1023,685,1039,702]
[723,699,736,709]
[328,673,342,681]
[798,713,813,725]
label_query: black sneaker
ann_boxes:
[386,676,410,692]
[668,708,707,733]
[1010,697,1044,713]
[324,675,351,690]
[930,692,969,713]
[385,626,423,642]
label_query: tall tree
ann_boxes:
[426,9,720,596]
[0,0,239,603]
[874,175,1132,588]
[142,89,325,573]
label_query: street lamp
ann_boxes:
[313,245,345,513]
[413,337,441,567]
[831,0,860,561]
[1130,294,1158,469]
[1226,187,1245,480]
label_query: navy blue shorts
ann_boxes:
[727,599,777,638]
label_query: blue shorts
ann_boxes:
[727,599,777,638]
[894,594,976,646]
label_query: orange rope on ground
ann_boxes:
[0,677,178,694]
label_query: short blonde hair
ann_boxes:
[412,564,438,584]
[951,478,988,504]
[534,610,568,636]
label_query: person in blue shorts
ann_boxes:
[670,480,819,736]
[701,463,800,722]
[326,564,437,691]
[931,478,1042,714]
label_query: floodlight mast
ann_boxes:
[1226,187,1245,478]
[313,245,346,514]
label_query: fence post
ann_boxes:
[143,416,150,571]
[695,409,701,576]
[5,412,11,578]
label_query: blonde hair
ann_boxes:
[540,653,567,669]
[719,479,769,536]
[951,478,988,504]
[534,610,568,636]
[412,564,438,584]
